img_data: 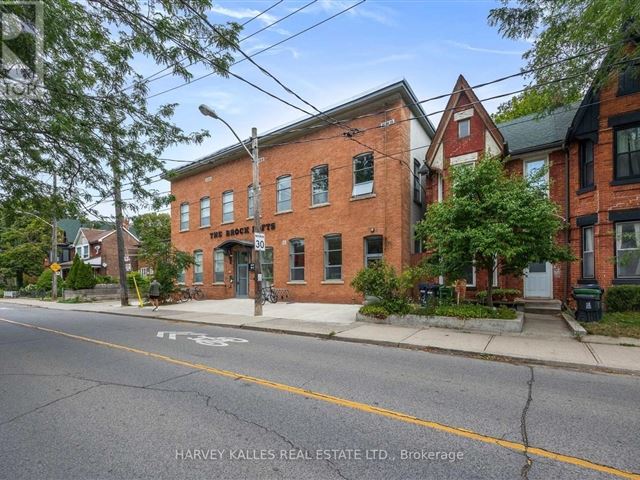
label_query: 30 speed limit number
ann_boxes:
[254,232,266,251]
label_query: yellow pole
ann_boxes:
[132,276,143,308]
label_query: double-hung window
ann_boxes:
[193,250,203,283]
[364,236,383,267]
[616,221,640,279]
[200,197,210,227]
[261,248,274,286]
[277,175,292,212]
[353,153,374,196]
[324,234,342,280]
[311,165,329,205]
[463,262,476,287]
[289,239,305,281]
[458,119,470,138]
[180,203,189,231]
[213,249,225,283]
[579,140,594,189]
[582,226,595,279]
[247,185,254,218]
[222,190,234,223]
[614,125,640,181]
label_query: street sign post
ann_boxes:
[254,232,265,251]
[50,262,61,272]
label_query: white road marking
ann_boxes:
[157,331,248,347]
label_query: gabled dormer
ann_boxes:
[426,75,506,172]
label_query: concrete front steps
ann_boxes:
[517,298,562,315]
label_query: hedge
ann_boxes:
[606,285,640,312]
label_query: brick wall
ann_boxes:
[171,96,423,303]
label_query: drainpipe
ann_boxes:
[563,145,571,305]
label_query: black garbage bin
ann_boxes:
[418,283,440,307]
[572,286,603,322]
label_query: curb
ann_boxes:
[5,301,639,377]
[560,311,587,338]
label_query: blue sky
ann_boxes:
[109,0,534,217]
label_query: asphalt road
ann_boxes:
[0,304,638,480]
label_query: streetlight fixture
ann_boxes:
[199,104,263,316]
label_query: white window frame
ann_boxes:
[193,250,203,284]
[524,155,549,195]
[458,119,470,138]
[616,221,640,279]
[213,249,225,283]
[277,175,292,212]
[180,202,189,231]
[364,235,383,267]
[200,197,210,227]
[311,165,329,206]
[222,190,234,223]
[582,226,595,279]
[463,262,476,288]
[352,153,374,197]
[323,234,342,280]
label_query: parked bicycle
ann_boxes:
[258,285,278,305]
[181,286,205,301]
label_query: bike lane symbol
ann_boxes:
[157,331,249,347]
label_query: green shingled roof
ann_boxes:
[497,102,580,155]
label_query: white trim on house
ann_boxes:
[450,152,478,167]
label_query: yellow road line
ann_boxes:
[2,316,639,480]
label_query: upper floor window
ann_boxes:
[413,159,422,204]
[615,124,640,181]
[525,158,548,193]
[193,250,203,283]
[76,244,89,259]
[289,239,305,281]
[458,119,470,138]
[200,197,210,227]
[616,221,640,279]
[180,202,189,231]
[364,235,383,267]
[324,234,342,280]
[311,165,329,205]
[618,63,640,96]
[222,190,234,223]
[213,249,225,283]
[277,175,292,212]
[353,153,374,196]
[247,185,255,218]
[579,140,594,189]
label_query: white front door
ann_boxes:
[524,262,552,298]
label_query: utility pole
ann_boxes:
[252,127,263,317]
[50,172,58,301]
[110,118,129,307]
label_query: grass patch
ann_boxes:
[57,296,94,304]
[581,311,640,339]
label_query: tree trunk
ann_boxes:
[486,267,494,308]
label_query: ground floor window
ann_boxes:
[463,262,476,287]
[214,249,225,283]
[261,247,274,286]
[364,236,383,267]
[616,221,640,278]
[324,234,342,280]
[289,239,305,281]
[582,226,595,279]
[177,269,185,284]
[193,250,203,283]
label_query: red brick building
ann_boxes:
[425,70,640,302]
[170,80,435,303]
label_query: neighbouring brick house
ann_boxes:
[170,80,435,303]
[425,68,640,302]
[62,226,140,279]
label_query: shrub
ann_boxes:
[66,255,82,289]
[476,288,521,302]
[359,304,390,319]
[74,261,96,289]
[95,275,117,284]
[351,262,400,301]
[414,303,517,320]
[128,272,149,296]
[606,285,640,312]
[36,269,53,290]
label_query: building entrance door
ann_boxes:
[235,251,250,298]
[524,262,552,298]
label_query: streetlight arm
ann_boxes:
[216,116,253,159]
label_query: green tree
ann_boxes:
[74,261,97,290]
[492,88,582,123]
[65,255,82,290]
[133,213,193,297]
[0,213,50,288]
[0,1,240,211]
[415,156,574,307]
[488,1,640,116]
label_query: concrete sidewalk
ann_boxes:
[2,298,639,375]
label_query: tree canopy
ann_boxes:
[415,156,574,306]
[489,0,640,118]
[0,1,241,214]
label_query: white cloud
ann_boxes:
[446,41,524,56]
[244,43,300,59]
[291,0,397,27]
[209,5,278,26]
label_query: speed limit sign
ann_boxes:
[254,232,265,251]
